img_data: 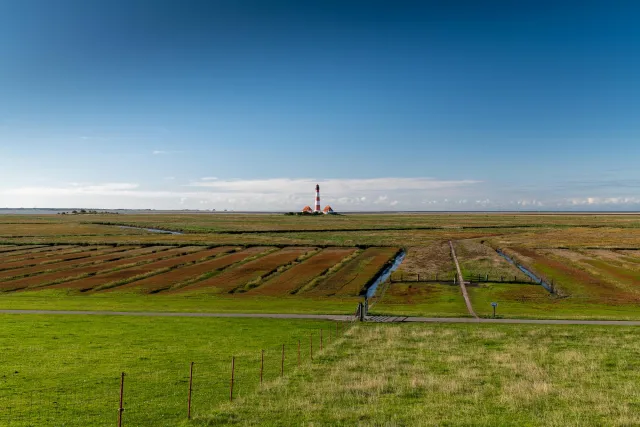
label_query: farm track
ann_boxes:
[247,248,358,296]
[101,246,238,293]
[307,247,399,297]
[0,246,168,290]
[176,247,314,293]
[45,247,204,290]
[450,241,478,319]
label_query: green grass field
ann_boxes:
[200,323,640,426]
[0,314,341,426]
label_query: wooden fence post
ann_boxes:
[187,362,194,420]
[281,344,285,377]
[260,350,264,385]
[230,357,235,402]
[118,372,125,427]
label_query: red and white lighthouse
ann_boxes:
[314,184,321,212]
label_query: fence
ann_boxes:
[0,320,356,426]
[389,272,538,285]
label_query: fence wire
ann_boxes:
[0,319,357,426]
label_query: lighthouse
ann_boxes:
[314,184,321,213]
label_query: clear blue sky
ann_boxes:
[0,0,638,211]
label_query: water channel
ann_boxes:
[366,249,407,299]
[495,249,553,293]
[118,225,184,235]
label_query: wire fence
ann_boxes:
[0,319,357,426]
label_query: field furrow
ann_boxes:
[0,245,79,263]
[103,246,238,293]
[307,247,399,296]
[0,246,169,290]
[248,248,357,296]
[0,245,53,258]
[86,247,233,291]
[177,247,313,293]
[44,247,205,290]
[0,246,96,270]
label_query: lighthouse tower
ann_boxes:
[314,184,321,213]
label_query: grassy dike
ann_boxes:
[199,323,640,426]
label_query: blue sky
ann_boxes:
[0,0,638,211]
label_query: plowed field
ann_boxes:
[307,247,399,296]
[177,247,313,293]
[248,248,357,296]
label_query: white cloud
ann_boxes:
[2,176,639,211]
[153,150,183,155]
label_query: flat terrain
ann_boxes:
[0,213,639,319]
[2,213,640,425]
[0,314,336,427]
[198,323,640,426]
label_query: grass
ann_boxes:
[467,283,640,320]
[0,315,338,426]
[392,242,456,281]
[371,282,468,317]
[198,322,640,426]
[455,239,528,282]
[0,290,360,314]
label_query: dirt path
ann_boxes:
[449,240,478,319]
[1,309,640,326]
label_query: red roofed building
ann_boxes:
[323,205,335,214]
[301,205,313,213]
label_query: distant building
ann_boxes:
[300,184,337,214]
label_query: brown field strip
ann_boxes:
[0,245,79,264]
[0,246,95,270]
[0,246,168,289]
[0,245,54,258]
[103,246,239,293]
[307,247,399,296]
[176,247,312,293]
[43,247,205,290]
[247,248,358,296]
[64,247,230,289]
